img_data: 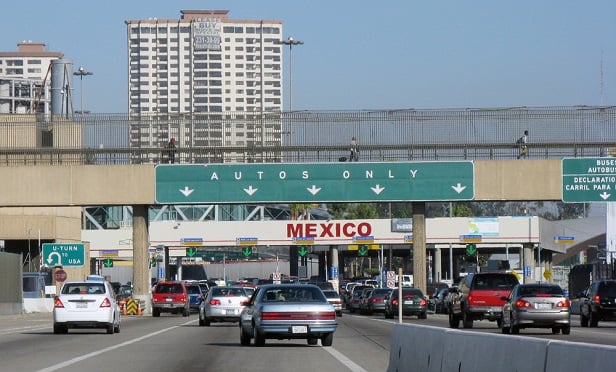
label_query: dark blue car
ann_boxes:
[185,282,204,312]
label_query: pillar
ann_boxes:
[132,205,150,312]
[330,245,339,281]
[523,244,534,284]
[412,202,426,293]
[434,247,442,282]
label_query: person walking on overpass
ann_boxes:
[516,130,528,159]
[349,136,359,162]
[166,137,177,164]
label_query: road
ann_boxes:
[2,310,615,372]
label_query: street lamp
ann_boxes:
[279,36,303,148]
[73,66,93,115]
[280,37,304,112]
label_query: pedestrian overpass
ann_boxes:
[0,158,611,311]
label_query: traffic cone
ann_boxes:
[137,301,143,316]
[120,299,127,316]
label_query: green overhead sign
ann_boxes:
[562,158,616,202]
[155,161,474,204]
[43,243,86,267]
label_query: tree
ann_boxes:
[346,203,379,219]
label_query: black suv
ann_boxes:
[580,280,616,327]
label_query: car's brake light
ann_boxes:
[556,299,570,308]
[240,299,250,306]
[515,299,531,308]
[392,298,399,306]
[53,297,64,309]
[210,299,221,306]
[100,298,111,308]
[593,295,601,305]
[419,298,426,306]
[262,311,335,321]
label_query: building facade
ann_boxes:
[0,42,64,115]
[125,10,284,157]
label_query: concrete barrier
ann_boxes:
[545,340,616,371]
[388,323,616,372]
[439,329,547,372]
[388,323,445,372]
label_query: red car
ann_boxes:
[151,281,190,317]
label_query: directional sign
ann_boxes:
[242,246,253,258]
[43,243,86,267]
[466,243,477,256]
[358,245,369,256]
[103,258,114,268]
[460,234,482,243]
[297,246,309,257]
[186,247,197,257]
[155,161,474,204]
[562,158,616,202]
[554,236,575,244]
[181,238,203,246]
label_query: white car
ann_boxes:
[53,279,121,334]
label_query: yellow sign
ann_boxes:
[348,244,380,251]
[543,269,552,280]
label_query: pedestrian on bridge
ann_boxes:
[166,137,177,164]
[349,136,359,162]
[516,130,528,159]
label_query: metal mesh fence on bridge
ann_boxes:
[0,106,614,165]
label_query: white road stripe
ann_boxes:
[36,321,191,372]
[324,347,369,372]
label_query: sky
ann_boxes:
[2,0,615,113]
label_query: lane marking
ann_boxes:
[37,320,192,372]
[324,347,368,372]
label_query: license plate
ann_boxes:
[535,303,551,309]
[224,309,238,315]
[404,300,414,304]
[76,302,87,309]
[291,326,307,334]
[165,298,172,302]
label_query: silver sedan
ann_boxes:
[501,283,570,335]
[199,286,251,326]
[239,284,338,347]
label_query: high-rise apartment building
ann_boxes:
[126,10,284,157]
[0,41,63,114]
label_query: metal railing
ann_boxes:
[0,106,614,165]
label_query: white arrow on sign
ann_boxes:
[451,183,467,194]
[46,251,62,265]
[600,192,611,200]
[371,184,385,195]
[244,185,258,196]
[307,185,321,195]
[179,186,194,197]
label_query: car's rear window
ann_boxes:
[186,285,201,294]
[263,286,326,303]
[472,274,518,290]
[62,283,106,295]
[599,282,616,297]
[322,290,339,299]
[518,285,563,296]
[155,283,184,294]
[211,287,248,297]
[371,289,393,297]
